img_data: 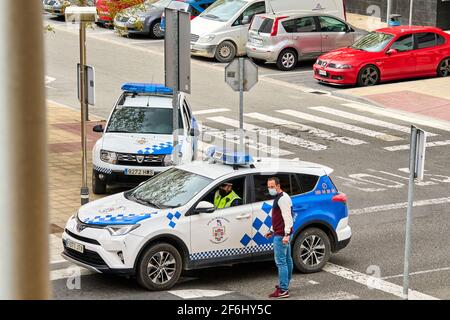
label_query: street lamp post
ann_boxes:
[66,4,97,205]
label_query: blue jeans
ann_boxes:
[273,235,294,291]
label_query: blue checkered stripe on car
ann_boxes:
[83,212,157,225]
[190,243,273,261]
[137,142,174,155]
[93,165,112,174]
[167,211,182,228]
[190,202,275,261]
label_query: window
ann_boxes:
[234,1,265,25]
[437,34,446,45]
[106,107,183,135]
[296,174,319,194]
[282,17,316,33]
[126,168,212,208]
[416,33,437,49]
[390,34,414,52]
[351,31,394,52]
[253,174,302,202]
[200,0,247,22]
[258,18,274,33]
[319,16,347,32]
[199,177,246,209]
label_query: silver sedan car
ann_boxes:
[246,13,367,71]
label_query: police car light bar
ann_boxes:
[205,146,254,166]
[121,83,173,95]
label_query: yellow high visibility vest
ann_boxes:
[214,190,241,209]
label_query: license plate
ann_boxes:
[319,69,327,76]
[213,151,223,160]
[124,168,154,176]
[66,239,84,253]
[251,38,262,45]
[44,5,53,11]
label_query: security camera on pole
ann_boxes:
[65,4,97,205]
[164,8,191,165]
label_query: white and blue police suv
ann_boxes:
[91,83,198,194]
[62,148,352,291]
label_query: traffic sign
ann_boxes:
[225,58,258,92]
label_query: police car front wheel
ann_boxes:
[293,228,331,273]
[137,243,182,291]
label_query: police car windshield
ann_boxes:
[106,106,183,134]
[126,168,212,208]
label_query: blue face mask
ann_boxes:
[268,188,277,196]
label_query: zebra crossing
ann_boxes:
[195,102,449,155]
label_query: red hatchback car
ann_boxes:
[313,26,450,86]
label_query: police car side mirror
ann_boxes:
[195,201,215,214]
[93,124,104,133]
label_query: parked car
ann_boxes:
[246,13,365,71]
[313,26,450,86]
[96,0,145,27]
[114,0,172,38]
[90,82,197,194]
[190,0,346,63]
[42,0,95,18]
[160,0,216,32]
[62,150,351,290]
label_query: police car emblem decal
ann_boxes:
[208,217,229,244]
[136,138,147,145]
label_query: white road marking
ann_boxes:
[208,116,328,151]
[342,102,450,132]
[385,139,450,151]
[349,196,450,215]
[298,290,360,300]
[199,124,293,156]
[193,108,230,115]
[50,267,95,281]
[382,267,450,280]
[308,280,320,285]
[366,169,437,186]
[245,112,366,146]
[278,109,402,141]
[310,106,437,136]
[168,289,232,299]
[323,263,438,300]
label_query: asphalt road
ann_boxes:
[44,14,450,300]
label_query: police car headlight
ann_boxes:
[106,224,140,236]
[163,154,174,166]
[100,150,118,164]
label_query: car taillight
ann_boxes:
[270,16,288,36]
[332,193,347,204]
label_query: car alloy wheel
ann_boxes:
[152,22,164,39]
[281,52,296,69]
[360,66,379,86]
[300,235,326,267]
[147,250,176,285]
[438,58,450,77]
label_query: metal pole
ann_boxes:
[409,0,414,26]
[0,0,49,299]
[403,126,417,300]
[386,0,392,25]
[80,12,89,205]
[239,57,244,148]
[172,11,180,165]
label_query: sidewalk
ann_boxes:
[338,13,450,123]
[47,101,105,233]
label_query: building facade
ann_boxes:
[346,0,450,30]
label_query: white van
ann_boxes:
[190,0,346,62]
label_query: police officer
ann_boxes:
[214,182,242,209]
